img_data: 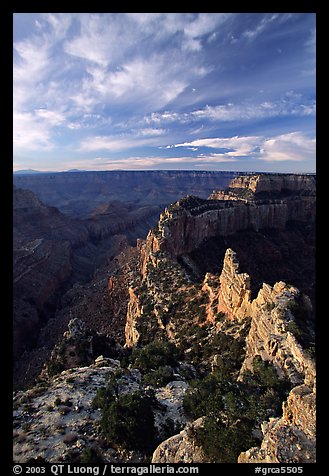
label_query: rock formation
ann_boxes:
[123,174,316,463]
[227,173,316,195]
[13,184,160,388]
[13,172,316,464]
[151,417,206,463]
[143,174,315,258]
[238,383,316,463]
[213,249,316,463]
[13,356,190,463]
[13,358,124,463]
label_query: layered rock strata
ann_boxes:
[143,174,315,258]
[202,248,316,463]
[227,173,316,195]
[147,247,316,463]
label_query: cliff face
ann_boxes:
[238,383,316,463]
[216,249,315,463]
[146,248,316,464]
[122,173,315,463]
[145,174,315,258]
[228,173,316,194]
[13,183,160,388]
[13,186,86,363]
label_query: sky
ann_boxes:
[13,13,316,173]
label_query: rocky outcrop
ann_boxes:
[238,383,316,463]
[125,287,143,347]
[228,173,316,195]
[152,417,206,463]
[13,358,122,463]
[149,247,316,463]
[216,248,252,321]
[39,319,94,380]
[144,174,315,258]
[235,276,316,463]
[13,355,190,463]
[209,249,316,464]
[238,281,315,386]
[201,248,315,382]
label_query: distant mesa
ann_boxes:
[14,169,44,175]
[65,169,86,173]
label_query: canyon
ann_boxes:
[13,170,240,218]
[13,171,316,464]
[13,171,240,387]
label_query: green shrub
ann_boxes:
[195,414,256,463]
[184,356,292,463]
[47,360,65,377]
[54,397,62,406]
[142,365,174,387]
[80,447,104,463]
[100,391,157,453]
[92,387,108,409]
[131,340,181,373]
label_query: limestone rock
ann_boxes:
[227,173,316,195]
[144,174,315,258]
[238,384,316,463]
[125,287,143,347]
[217,248,251,320]
[151,417,207,463]
[13,360,122,463]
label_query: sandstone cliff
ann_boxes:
[125,174,316,463]
[215,249,316,463]
[147,248,316,463]
[238,383,316,463]
[227,173,316,195]
[143,174,315,258]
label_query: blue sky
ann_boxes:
[13,13,316,172]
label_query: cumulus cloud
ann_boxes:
[171,135,261,155]
[167,132,315,163]
[259,132,316,162]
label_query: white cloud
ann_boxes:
[243,14,279,41]
[144,111,182,124]
[259,132,316,162]
[13,111,54,150]
[63,14,117,67]
[172,136,260,154]
[63,154,198,171]
[166,132,315,164]
[73,53,193,111]
[144,96,315,127]
[34,109,66,126]
[138,128,167,137]
[78,132,165,152]
[190,99,315,122]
